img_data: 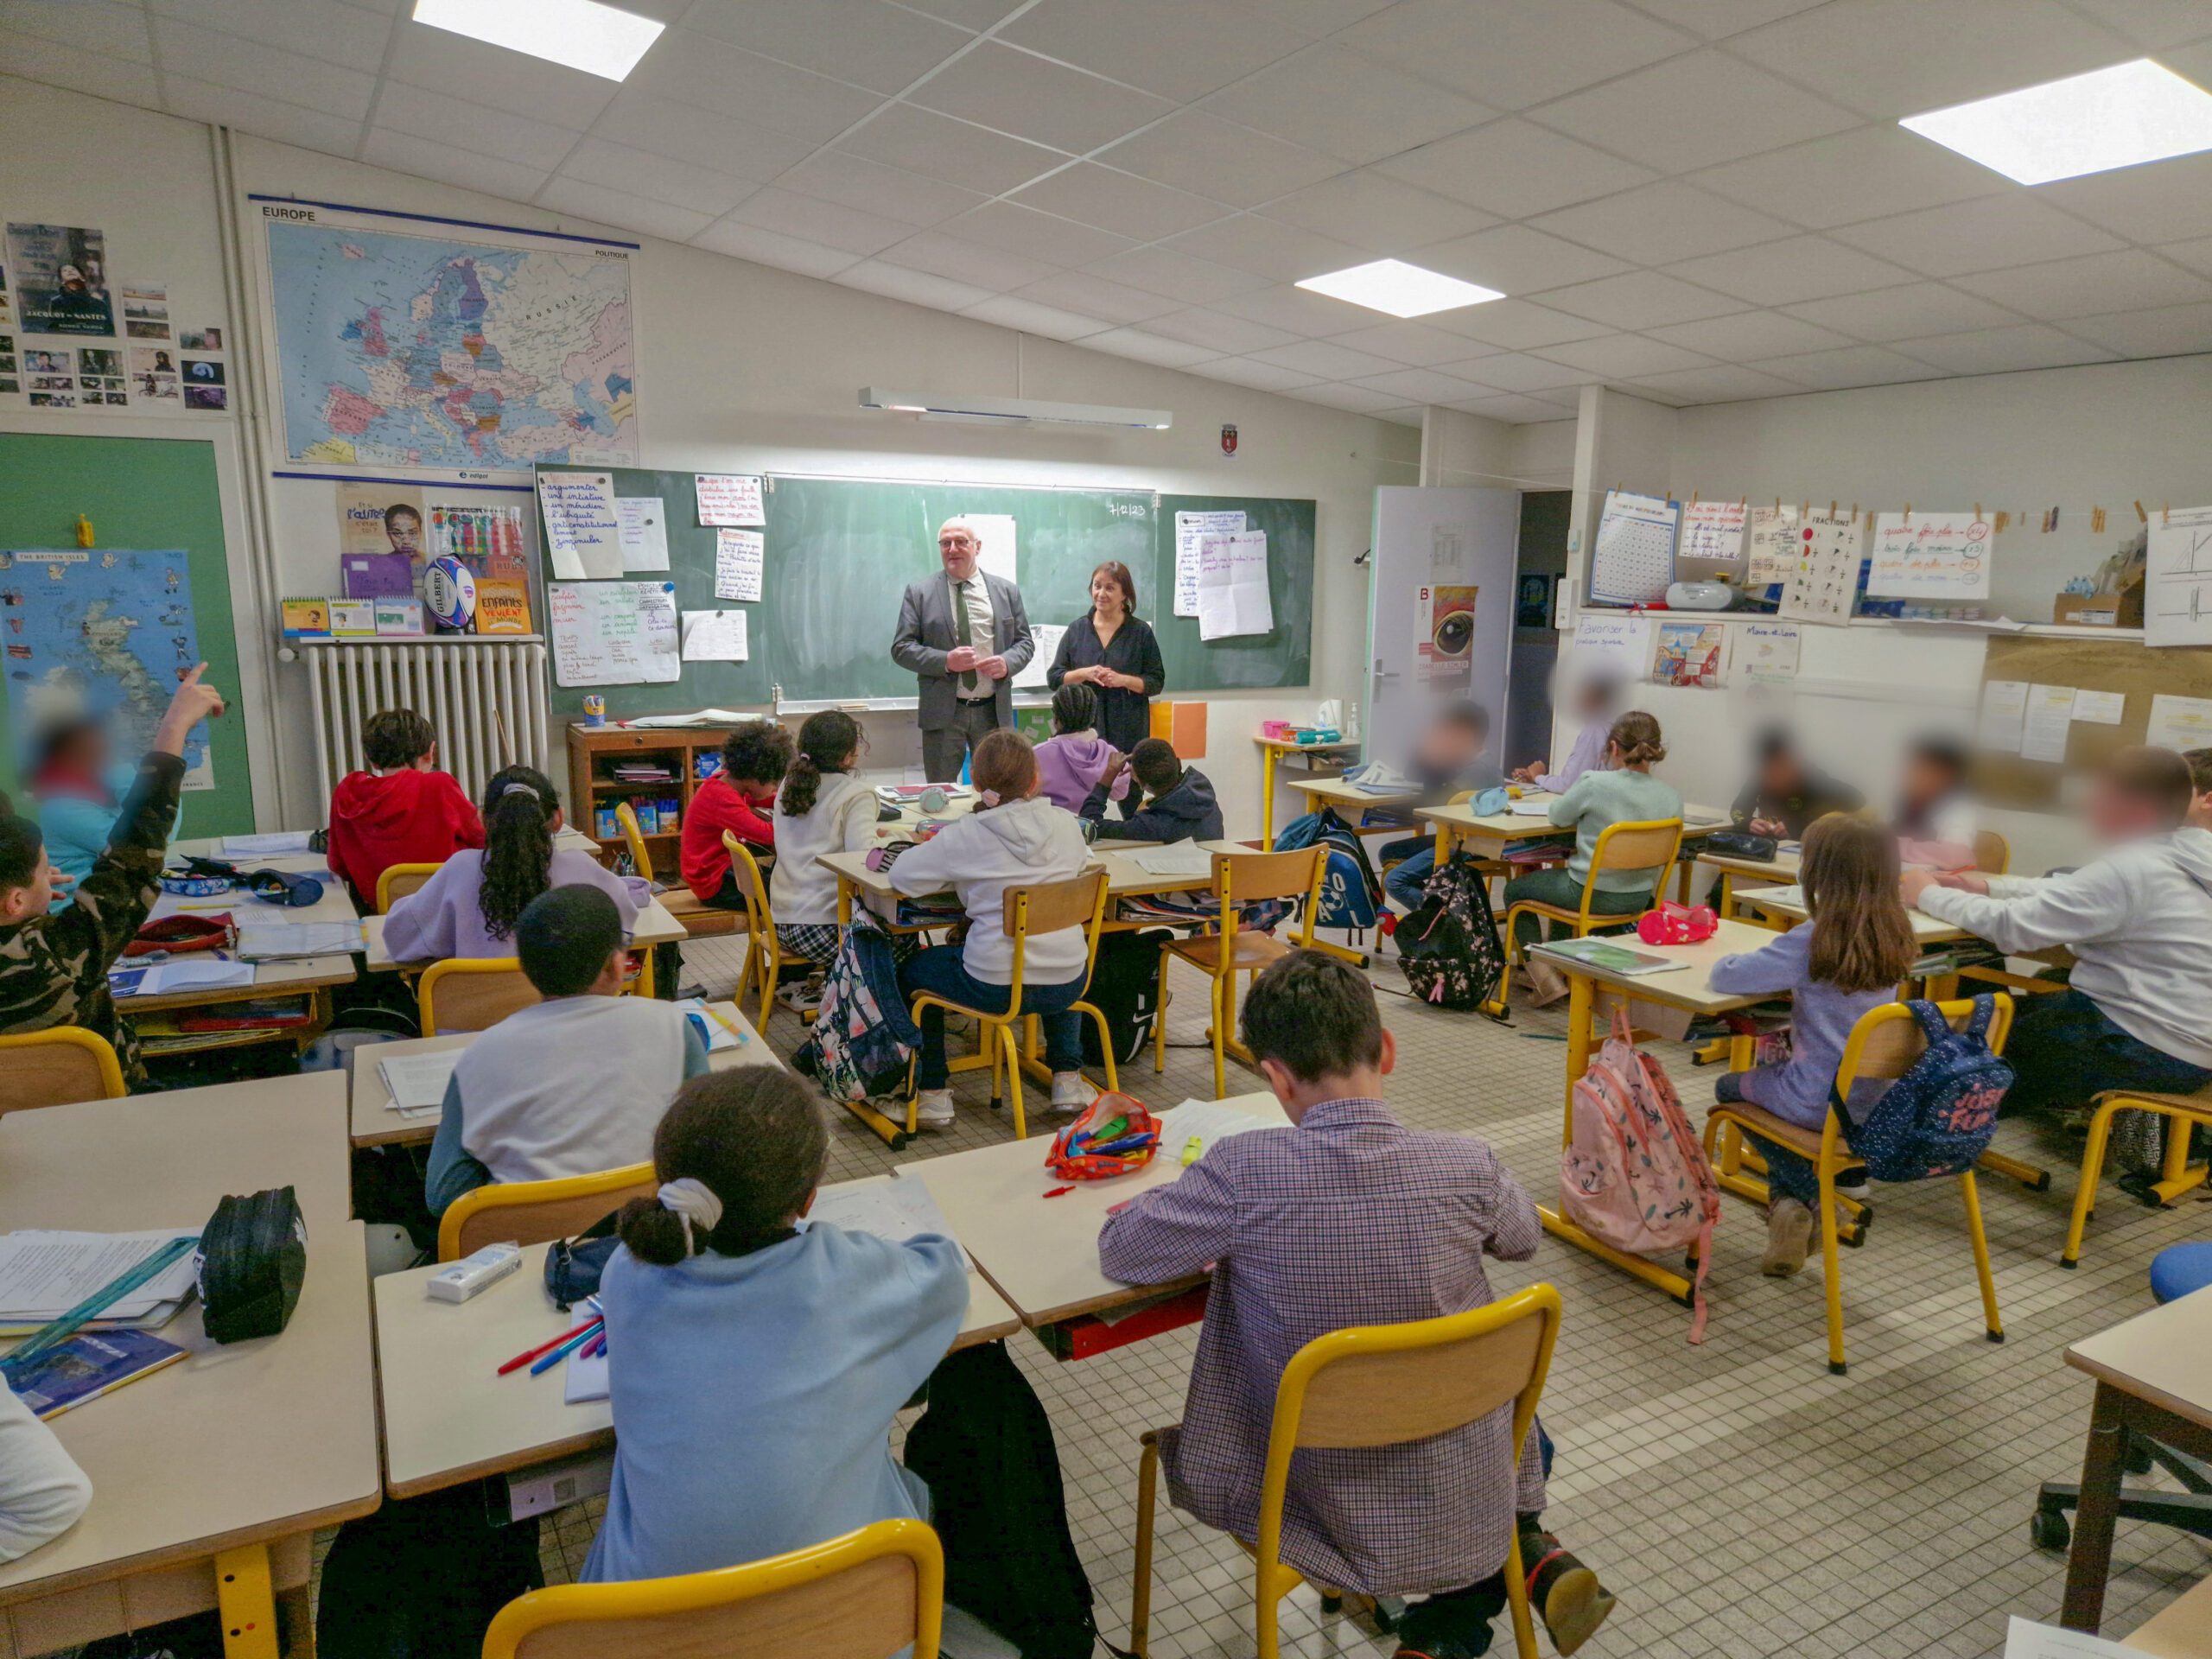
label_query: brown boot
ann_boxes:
[1519,1520,1615,1656]
[1763,1197,1813,1277]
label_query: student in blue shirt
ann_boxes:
[584,1069,966,1584]
[1708,814,1916,1277]
[28,717,135,902]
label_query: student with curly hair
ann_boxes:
[681,721,796,906]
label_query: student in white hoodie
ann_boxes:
[890,728,1094,1128]
[772,711,880,969]
[1904,746,2212,1120]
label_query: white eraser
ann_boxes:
[428,1242,524,1302]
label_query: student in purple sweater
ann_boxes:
[1033,683,1130,815]
[1708,815,1917,1277]
[1511,675,1621,794]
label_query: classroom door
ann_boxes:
[1365,486,1521,772]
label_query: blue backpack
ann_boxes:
[1846,997,2014,1183]
[1273,807,1381,931]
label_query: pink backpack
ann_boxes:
[1561,1011,1723,1341]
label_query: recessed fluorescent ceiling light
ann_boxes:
[1296,258,1503,319]
[1900,59,2212,185]
[412,0,664,81]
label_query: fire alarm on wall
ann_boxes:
[1220,423,1238,458]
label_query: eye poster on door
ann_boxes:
[1415,584,1478,690]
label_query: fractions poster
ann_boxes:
[715,528,764,601]
[1745,505,1800,586]
[1779,514,1861,625]
[1737,620,1800,681]
[550,581,680,686]
[1678,499,1746,565]
[1174,509,1244,618]
[694,473,765,526]
[1588,490,1678,606]
[1868,511,1992,600]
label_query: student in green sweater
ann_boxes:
[1504,710,1681,954]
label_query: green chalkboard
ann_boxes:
[0,432,254,838]
[1154,495,1316,691]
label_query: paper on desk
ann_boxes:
[0,1229,201,1322]
[1742,884,1805,911]
[1130,844,1214,878]
[116,958,257,995]
[378,1049,460,1114]
[564,1347,609,1405]
[809,1177,971,1269]
[2000,1616,2142,1659]
[673,998,745,1052]
[238,920,365,960]
[1159,1099,1278,1151]
[220,831,315,857]
[1509,799,1554,817]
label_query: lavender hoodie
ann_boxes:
[1034,731,1130,814]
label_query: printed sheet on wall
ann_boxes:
[1588,490,1677,607]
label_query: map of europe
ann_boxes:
[268,217,637,474]
[3,549,212,788]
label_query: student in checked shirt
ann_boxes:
[1097,951,1617,1659]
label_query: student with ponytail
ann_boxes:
[583,1070,964,1584]
[383,764,639,961]
[771,711,878,968]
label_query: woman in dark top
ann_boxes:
[1046,560,1166,756]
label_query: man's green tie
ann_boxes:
[954,577,978,696]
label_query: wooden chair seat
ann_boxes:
[1707,1099,1824,1160]
[1164,931,1294,973]
[658,887,751,939]
[2092,1084,2212,1111]
[2065,1083,2212,1264]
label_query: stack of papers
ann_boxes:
[1742,885,1807,911]
[378,1050,461,1118]
[1159,1099,1278,1149]
[1129,844,1214,879]
[0,1230,201,1334]
[1509,799,1554,817]
[238,921,365,960]
[808,1176,971,1268]
[220,831,315,857]
[673,999,747,1052]
[110,958,257,996]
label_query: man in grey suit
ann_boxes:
[892,517,1037,782]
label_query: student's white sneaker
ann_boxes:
[1049,1072,1093,1115]
[912,1089,956,1128]
[1762,1198,1813,1277]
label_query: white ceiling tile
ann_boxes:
[1532,51,1860,174]
[6,0,149,60]
[686,0,968,94]
[907,43,1176,154]
[1340,0,1691,109]
[164,73,359,156]
[1825,194,2126,278]
[1012,166,1230,243]
[1530,181,1796,266]
[1376,120,1657,219]
[959,295,1113,339]
[1087,245,1273,304]
[153,16,377,120]
[1644,309,1857,359]
[1535,334,1719,376]
[536,178,714,244]
[1211,283,1376,335]
[1448,390,1585,422]
[149,0,389,71]
[1624,0,1829,38]
[1199,46,1496,165]
[1727,0,2138,120]
[1418,225,1633,293]
[1782,282,2028,340]
[732,188,925,257]
[1192,356,1326,391]
[953,201,1134,267]
[1421,296,1614,348]
[839,105,1066,195]
[2066,301,2212,355]
[1665,235,1919,305]
[1534,270,1747,328]
[2037,151,2212,244]
[1890,323,2119,374]
[373,83,582,170]
[880,231,1062,289]
[557,138,761,217]
[358,129,549,202]
[2,24,159,106]
[779,152,987,228]
[692,219,864,279]
[1162,215,1370,283]
[2153,235,2212,280]
[1748,343,1949,389]
[1691,125,2010,228]
[1954,250,2212,318]
[832,260,998,312]
[899,0,1025,27]
[589,96,814,181]
[1456,352,1599,391]
[1001,0,1309,102]
[1082,327,1221,366]
[382,20,620,125]
[1290,381,1406,412]
[1351,365,1496,403]
[2060,0,2212,49]
[1247,339,1408,378]
[1141,308,1301,355]
[1100,113,1345,210]
[1012,270,1182,324]
[1624,363,1808,402]
[1325,320,1503,366]
[1263,169,1496,254]
[624,29,881,143]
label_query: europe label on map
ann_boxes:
[3,549,213,790]
[262,200,637,477]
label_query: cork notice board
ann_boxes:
[1976,634,2212,810]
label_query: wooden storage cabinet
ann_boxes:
[565,723,756,865]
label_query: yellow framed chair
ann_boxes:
[0,1028,126,1116]
[904,869,1118,1141]
[1502,818,1684,1011]
[603,800,671,998]
[376,861,442,912]
[484,1516,943,1659]
[418,957,539,1035]
[437,1160,658,1261]
[722,831,804,1033]
[2063,1083,2212,1267]
[1704,995,2013,1375]
[1129,1283,1563,1659]
[1154,846,1325,1100]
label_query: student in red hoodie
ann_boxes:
[327,709,484,906]
[682,722,795,907]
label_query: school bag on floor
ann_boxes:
[1395,856,1506,1012]
[1273,806,1382,932]
[792,909,923,1102]
[1562,1010,1721,1341]
[1847,996,2013,1181]
[1081,926,1172,1066]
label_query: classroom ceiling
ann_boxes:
[13,1,2212,428]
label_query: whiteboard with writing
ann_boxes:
[1869,511,1992,599]
[550,581,681,686]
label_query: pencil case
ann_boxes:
[196,1186,307,1344]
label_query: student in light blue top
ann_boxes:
[28,716,135,905]
[1708,815,1916,1279]
[1503,710,1681,954]
[584,1067,966,1585]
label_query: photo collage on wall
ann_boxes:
[0,220,224,416]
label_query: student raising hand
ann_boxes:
[156,664,226,755]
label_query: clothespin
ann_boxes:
[1850,503,1859,524]
[1691,489,1700,508]
[1829,500,1838,519]
[1994,512,2010,533]
[2134,499,2147,524]
[1773,496,1781,513]
[73,515,92,549]
[1903,504,1911,523]
[1974,503,1982,523]
[2164,503,2171,525]
[2092,506,2107,534]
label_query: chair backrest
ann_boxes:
[721,832,775,931]
[1972,829,2010,875]
[1836,995,2015,1090]
[614,800,656,882]
[482,1516,943,1659]
[1001,870,1110,999]
[437,1160,659,1261]
[0,1029,126,1116]
[378,861,442,912]
[1215,844,1326,948]
[1590,817,1684,881]
[419,957,540,1034]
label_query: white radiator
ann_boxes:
[302,639,551,808]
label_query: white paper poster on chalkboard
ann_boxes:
[537,472,622,580]
[1014,623,1065,690]
[715,529,763,601]
[2145,505,2212,648]
[1196,531,1271,640]
[1174,509,1244,617]
[681,609,749,662]
[550,581,680,686]
[615,497,667,571]
[955,512,1018,584]
[1588,490,1677,606]
[1568,613,1654,681]
[1869,511,1991,600]
[1678,499,1745,565]
[695,474,765,526]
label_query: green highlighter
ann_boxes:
[1180,1135,1204,1166]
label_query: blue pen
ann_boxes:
[530,1318,603,1376]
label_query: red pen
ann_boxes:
[1043,1185,1075,1198]
[497,1316,602,1375]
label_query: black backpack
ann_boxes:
[903,1342,1103,1659]
[1081,927,1171,1066]
[1397,856,1507,1012]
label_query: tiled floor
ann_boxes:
[542,933,2210,1657]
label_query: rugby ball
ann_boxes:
[423,556,477,630]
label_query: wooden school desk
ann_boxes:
[0,1076,378,1659]
[2058,1287,2212,1632]
[359,895,689,971]
[1738,887,1974,944]
[1694,844,1801,919]
[1282,776,1421,837]
[372,1174,1019,1500]
[348,999,778,1148]
[1254,734,1358,843]
[1422,800,1726,904]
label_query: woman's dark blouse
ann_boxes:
[1046,613,1166,755]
